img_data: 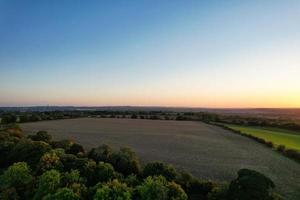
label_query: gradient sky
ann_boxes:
[0,0,300,108]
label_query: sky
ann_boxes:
[0,0,300,108]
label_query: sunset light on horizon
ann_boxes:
[1,1,300,108]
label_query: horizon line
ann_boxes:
[1,105,300,110]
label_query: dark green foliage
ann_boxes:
[124,174,141,187]
[137,176,187,200]
[0,114,17,124]
[228,169,275,200]
[84,161,117,186]
[95,162,117,183]
[60,153,89,173]
[34,169,61,199]
[8,139,51,168]
[36,151,63,174]
[284,149,300,160]
[88,144,112,163]
[28,131,52,143]
[109,147,141,176]
[67,143,85,155]
[44,187,80,200]
[167,181,188,200]
[208,184,229,200]
[136,176,168,200]
[93,179,132,200]
[51,139,73,151]
[175,171,214,199]
[143,162,177,181]
[0,131,20,167]
[62,169,85,186]
[0,162,34,199]
[277,145,286,152]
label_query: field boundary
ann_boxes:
[212,123,300,163]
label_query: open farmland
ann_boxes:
[224,124,300,150]
[21,118,300,200]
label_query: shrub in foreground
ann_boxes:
[228,169,275,200]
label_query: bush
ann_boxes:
[167,181,188,200]
[137,176,187,200]
[143,162,177,181]
[228,169,275,200]
[285,149,300,160]
[277,145,286,153]
[0,131,20,167]
[60,153,89,173]
[8,139,51,168]
[0,162,34,199]
[265,141,274,148]
[28,131,52,143]
[37,151,63,173]
[136,176,168,200]
[34,169,61,199]
[67,143,85,155]
[207,184,228,200]
[88,144,113,163]
[175,171,213,199]
[109,147,141,176]
[62,169,85,187]
[93,179,132,200]
[44,187,80,200]
[51,140,73,151]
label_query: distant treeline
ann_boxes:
[1,110,300,131]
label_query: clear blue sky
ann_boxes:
[1,0,300,107]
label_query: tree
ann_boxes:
[28,131,52,143]
[62,170,87,198]
[1,114,17,124]
[88,144,112,163]
[143,162,177,181]
[93,179,132,200]
[51,139,73,151]
[109,147,141,176]
[167,181,188,200]
[8,139,51,168]
[228,169,275,200]
[82,160,98,186]
[95,162,116,183]
[60,153,89,173]
[34,169,61,199]
[67,143,85,155]
[136,176,168,200]
[62,170,85,187]
[44,187,80,200]
[0,131,20,167]
[175,171,213,199]
[37,151,63,173]
[207,184,228,200]
[0,162,34,199]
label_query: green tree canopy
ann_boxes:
[228,169,275,200]
[93,179,132,200]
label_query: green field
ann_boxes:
[224,124,300,150]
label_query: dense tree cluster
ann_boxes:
[0,125,282,200]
